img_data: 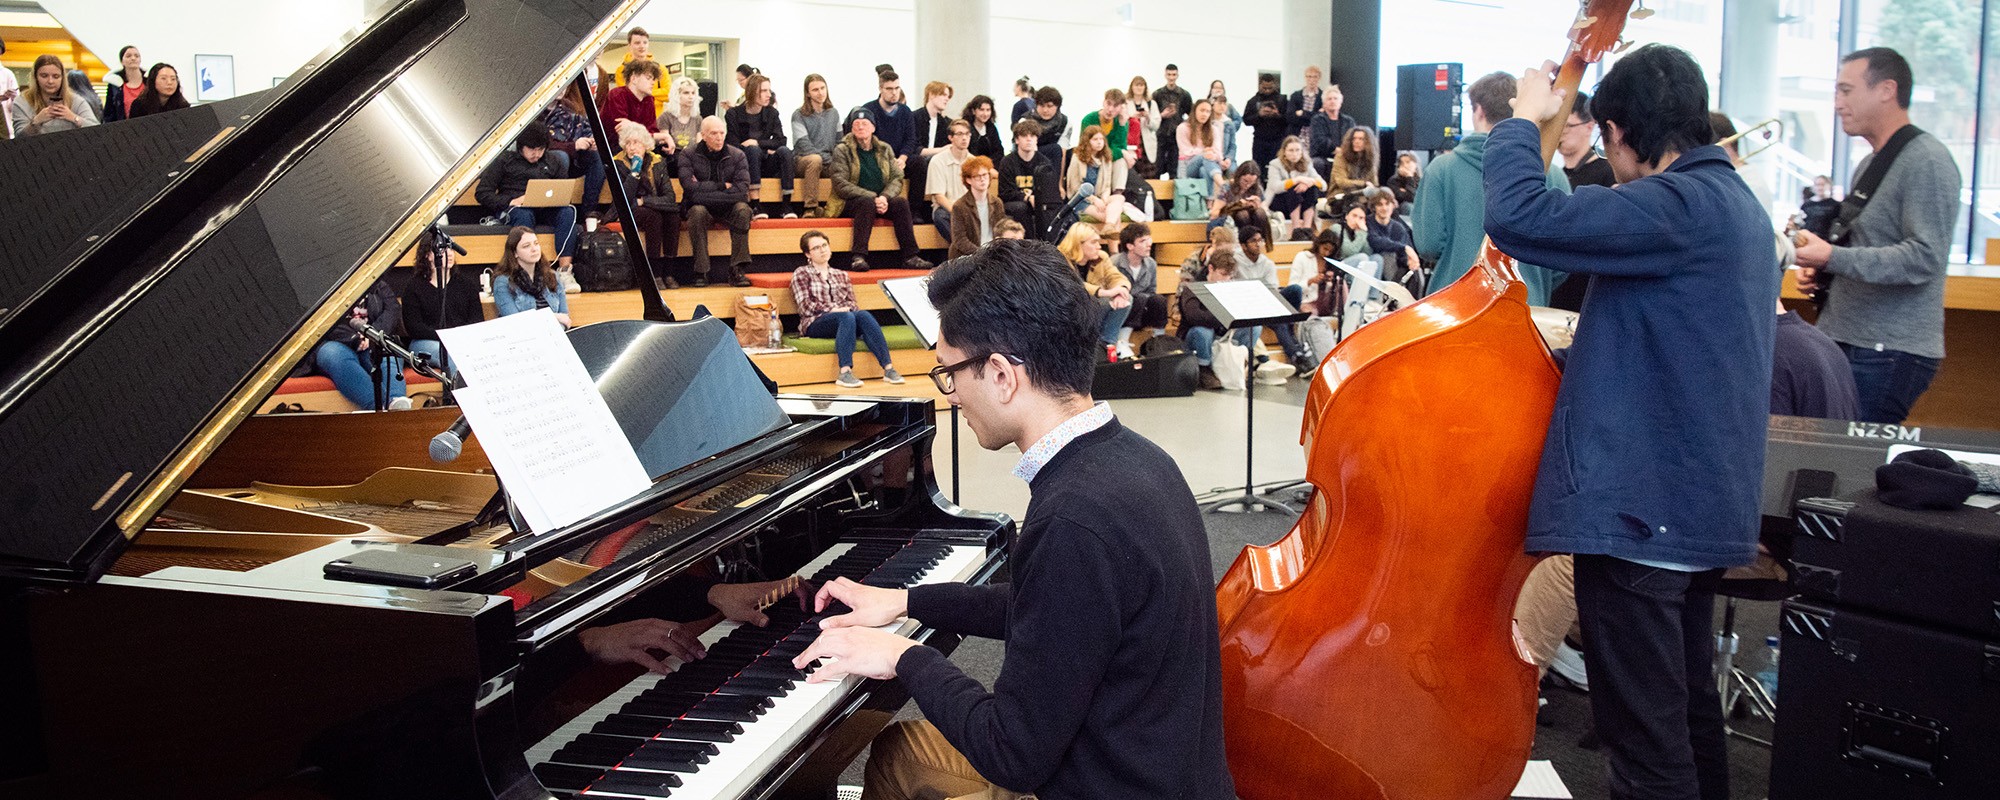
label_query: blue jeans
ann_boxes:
[1095,297,1132,345]
[314,340,406,409]
[742,144,796,201]
[1841,343,1941,424]
[1183,320,1297,367]
[409,339,456,379]
[932,204,952,242]
[547,149,605,214]
[805,310,893,370]
[506,205,578,258]
[1180,156,1225,185]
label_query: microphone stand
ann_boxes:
[423,222,463,405]
[350,320,452,387]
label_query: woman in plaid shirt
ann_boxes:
[790,230,906,389]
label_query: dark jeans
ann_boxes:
[628,205,682,283]
[547,149,606,214]
[1269,186,1323,218]
[684,201,752,278]
[847,195,920,267]
[742,145,796,204]
[804,310,892,369]
[1003,199,1056,240]
[1840,343,1941,424]
[1573,554,1730,800]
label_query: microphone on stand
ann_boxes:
[430,417,473,463]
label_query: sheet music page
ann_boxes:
[437,310,651,533]
[1511,760,1572,799]
[880,276,940,348]
[1203,278,1295,321]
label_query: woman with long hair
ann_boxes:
[1064,126,1132,228]
[961,94,1004,161]
[1055,222,1134,346]
[491,226,572,326]
[1207,80,1243,163]
[66,70,104,122]
[103,45,145,122]
[1177,99,1228,191]
[400,234,485,377]
[1125,75,1159,179]
[791,73,840,218]
[1329,126,1379,195]
[128,63,191,118]
[314,274,409,410]
[11,54,98,137]
[726,73,798,218]
[1265,135,1326,239]
[1212,162,1269,237]
[661,76,703,155]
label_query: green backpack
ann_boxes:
[1170,178,1211,221]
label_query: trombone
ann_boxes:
[1719,118,1783,166]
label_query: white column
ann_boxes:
[915,0,991,101]
[1283,0,1334,92]
[1720,0,1780,123]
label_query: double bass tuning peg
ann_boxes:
[1614,37,1635,54]
[1631,1,1656,19]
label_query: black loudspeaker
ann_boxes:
[1396,63,1462,151]
[697,80,718,118]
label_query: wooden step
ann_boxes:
[752,347,940,387]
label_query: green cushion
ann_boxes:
[784,323,925,355]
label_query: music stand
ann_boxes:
[880,276,962,500]
[1188,280,1308,514]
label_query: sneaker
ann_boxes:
[835,786,863,800]
[387,396,413,411]
[903,255,935,271]
[560,269,582,294]
[1255,361,1296,384]
[1198,365,1223,390]
[881,365,905,385]
[782,203,800,219]
[656,274,679,291]
[835,370,863,389]
[1115,342,1135,360]
[847,256,872,272]
[1550,641,1590,692]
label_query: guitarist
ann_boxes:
[1793,48,1958,425]
[1485,46,1775,800]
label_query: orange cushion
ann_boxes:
[743,267,931,289]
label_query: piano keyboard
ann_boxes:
[524,539,989,799]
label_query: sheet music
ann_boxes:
[1203,278,1295,321]
[880,276,940,348]
[436,310,651,533]
[1512,760,1572,799]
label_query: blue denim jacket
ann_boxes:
[492,274,568,317]
[1482,118,1777,569]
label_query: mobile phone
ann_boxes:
[324,548,478,588]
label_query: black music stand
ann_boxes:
[1188,281,1308,515]
[879,276,962,500]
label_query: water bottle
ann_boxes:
[1756,635,1780,699]
[768,308,783,349]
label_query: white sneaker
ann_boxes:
[559,269,582,294]
[881,365,905,385]
[1115,342,1135,360]
[1254,361,1296,384]
[387,396,413,411]
[1550,641,1589,692]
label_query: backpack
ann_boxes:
[1170,178,1210,221]
[571,230,635,291]
[1139,333,1187,358]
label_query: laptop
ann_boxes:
[518,178,583,207]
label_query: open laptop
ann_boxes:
[518,178,583,207]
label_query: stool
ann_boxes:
[1714,574,1790,747]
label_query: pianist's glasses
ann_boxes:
[928,353,1025,394]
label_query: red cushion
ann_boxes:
[277,369,440,395]
[743,267,930,289]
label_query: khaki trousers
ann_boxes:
[797,154,825,208]
[862,720,1030,800]
[1513,554,1578,672]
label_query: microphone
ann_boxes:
[430,417,473,463]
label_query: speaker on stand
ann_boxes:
[1396,63,1463,153]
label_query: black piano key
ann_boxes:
[585,770,682,796]
[632,739,716,762]
[535,762,608,792]
[680,704,758,723]
[650,719,740,743]
[708,675,792,694]
[614,749,701,773]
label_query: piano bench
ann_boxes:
[783,324,926,354]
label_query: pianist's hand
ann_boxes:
[792,627,917,683]
[812,577,907,629]
[578,619,706,674]
[706,576,810,628]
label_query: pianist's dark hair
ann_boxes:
[1590,44,1713,168]
[927,239,1098,398]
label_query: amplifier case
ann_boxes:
[1791,493,2000,639]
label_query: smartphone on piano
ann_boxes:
[324,548,479,589]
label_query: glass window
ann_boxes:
[1847,0,1981,261]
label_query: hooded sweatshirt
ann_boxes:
[1411,131,1571,305]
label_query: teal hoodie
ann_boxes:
[1411,132,1571,305]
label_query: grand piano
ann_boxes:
[0,2,1008,798]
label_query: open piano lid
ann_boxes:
[0,0,650,582]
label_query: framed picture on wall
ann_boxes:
[193,54,234,102]
[666,62,683,75]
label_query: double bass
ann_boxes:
[1214,3,1638,798]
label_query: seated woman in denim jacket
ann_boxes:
[491,225,572,327]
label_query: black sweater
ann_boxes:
[399,269,485,342]
[996,150,1060,208]
[724,104,787,150]
[896,421,1235,800]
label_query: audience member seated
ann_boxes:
[126,62,189,119]
[1029,86,1070,172]
[1110,222,1170,353]
[1077,88,1130,165]
[1212,163,1271,237]
[604,60,670,151]
[725,74,798,219]
[541,88,604,220]
[993,217,1027,240]
[1232,226,1310,370]
[1178,99,1229,191]
[1291,204,1373,317]
[1387,152,1422,214]
[859,71,915,169]
[925,119,975,240]
[662,76,702,156]
[909,81,957,217]
[1055,222,1133,347]
[1009,76,1035,125]
[790,74,841,219]
[400,236,485,377]
[789,231,907,389]
[678,116,756,287]
[1177,247,1242,389]
[948,156,1007,259]
[476,122,577,272]
[102,46,144,123]
[491,226,572,325]
[1328,126,1379,200]
[1306,86,1357,176]
[612,120,684,288]
[1365,188,1420,283]
[962,94,1006,161]
[1064,126,1134,227]
[1244,73,1287,171]
[997,120,1061,239]
[1266,135,1327,240]
[1207,80,1244,165]
[65,69,102,122]
[12,55,97,136]
[1180,224,1237,285]
[829,109,932,272]
[314,276,409,410]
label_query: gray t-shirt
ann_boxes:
[1818,130,1960,359]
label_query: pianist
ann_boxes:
[793,240,1235,800]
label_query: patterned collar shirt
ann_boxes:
[1012,401,1115,483]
